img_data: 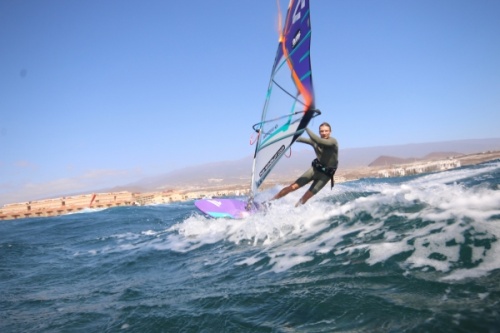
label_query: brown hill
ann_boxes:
[368,156,418,167]
[368,152,463,167]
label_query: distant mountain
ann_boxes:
[340,139,500,168]
[368,151,464,167]
[368,156,418,167]
[127,138,500,190]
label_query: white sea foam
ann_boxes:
[66,207,107,215]
[164,161,500,280]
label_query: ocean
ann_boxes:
[1,160,499,333]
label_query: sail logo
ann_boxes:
[259,145,286,177]
[292,30,301,48]
[262,124,279,140]
[292,0,306,24]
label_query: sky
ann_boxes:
[1,0,499,205]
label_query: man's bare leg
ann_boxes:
[295,190,314,207]
[272,183,300,200]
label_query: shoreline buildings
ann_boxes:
[2,152,499,221]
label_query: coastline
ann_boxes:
[1,150,499,221]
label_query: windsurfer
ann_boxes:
[270,122,338,206]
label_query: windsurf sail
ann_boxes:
[249,0,320,203]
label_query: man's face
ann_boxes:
[319,125,331,139]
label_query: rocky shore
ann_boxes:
[1,150,499,221]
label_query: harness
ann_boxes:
[312,158,337,189]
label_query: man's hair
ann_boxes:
[319,122,331,131]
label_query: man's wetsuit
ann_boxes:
[294,127,339,194]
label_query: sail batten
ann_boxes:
[249,0,318,200]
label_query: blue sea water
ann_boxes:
[1,161,500,333]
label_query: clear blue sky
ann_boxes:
[1,0,499,205]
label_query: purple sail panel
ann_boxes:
[281,0,314,109]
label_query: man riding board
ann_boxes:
[271,122,338,206]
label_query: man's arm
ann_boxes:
[296,136,313,145]
[296,128,313,146]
